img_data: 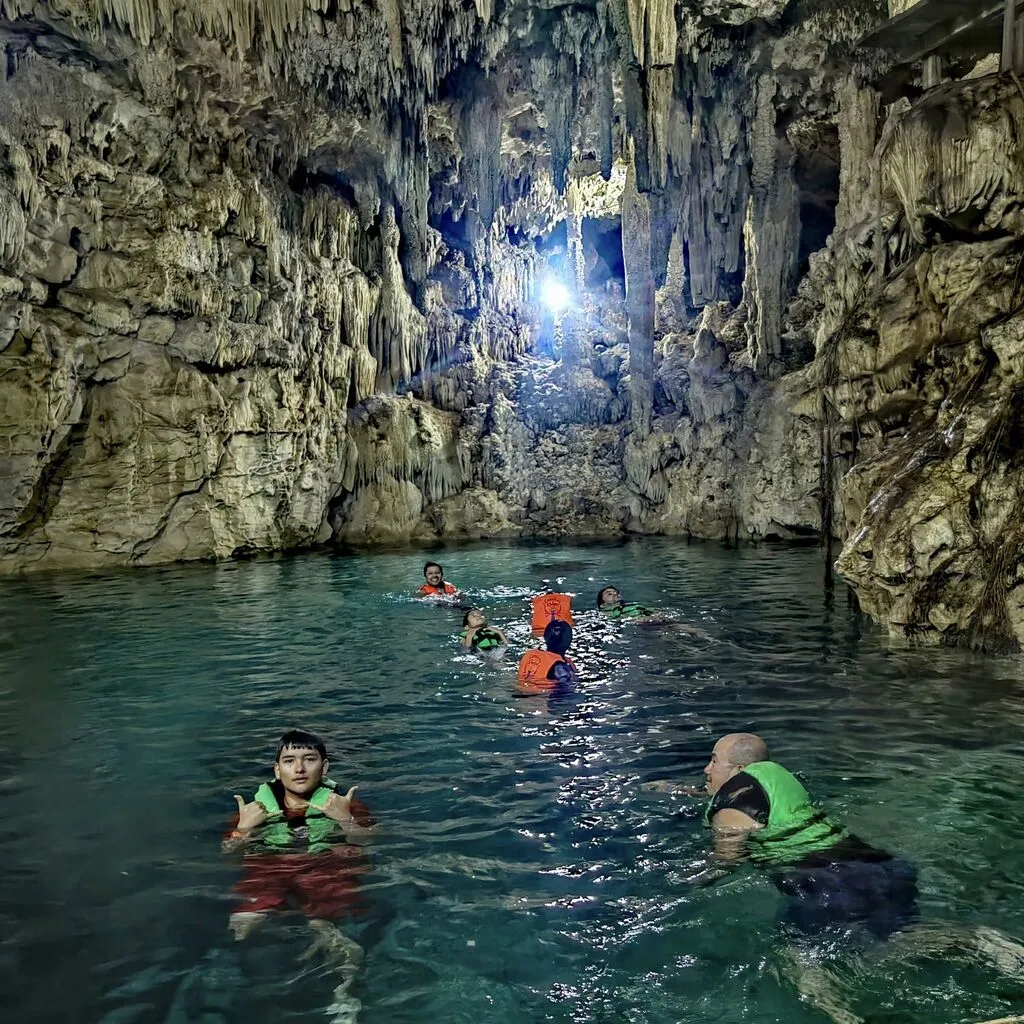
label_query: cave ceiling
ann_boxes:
[1,0,893,287]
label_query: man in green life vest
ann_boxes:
[596,585,650,620]
[698,732,918,938]
[223,729,375,1020]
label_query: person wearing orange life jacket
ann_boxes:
[530,592,574,632]
[517,620,577,693]
[417,561,459,598]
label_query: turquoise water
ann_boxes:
[2,538,1024,1024]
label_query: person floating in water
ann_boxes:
[517,619,577,693]
[596,585,650,620]
[461,608,508,651]
[224,730,375,1020]
[596,584,714,641]
[693,733,918,936]
[418,561,458,598]
[653,733,1024,1023]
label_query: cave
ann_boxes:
[5,4,1024,1020]
[0,2,1022,648]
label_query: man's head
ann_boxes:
[274,729,329,797]
[423,561,444,587]
[596,586,621,609]
[704,732,769,796]
[544,619,573,655]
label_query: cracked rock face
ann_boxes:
[1,2,1020,652]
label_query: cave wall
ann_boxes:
[824,76,1024,651]
[0,54,424,568]
[1,0,845,573]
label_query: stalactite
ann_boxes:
[0,185,25,265]
[457,71,502,232]
[596,39,614,180]
[742,142,799,378]
[835,74,880,232]
[369,205,427,392]
[622,150,655,438]
[530,52,577,195]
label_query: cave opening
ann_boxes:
[583,217,625,291]
[793,125,840,278]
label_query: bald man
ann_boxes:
[700,732,918,938]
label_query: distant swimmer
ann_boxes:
[418,561,458,598]
[461,608,508,651]
[517,619,577,692]
[596,586,650,620]
[597,584,714,640]
[223,730,376,1017]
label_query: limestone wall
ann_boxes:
[5,0,1019,652]
[0,58,411,568]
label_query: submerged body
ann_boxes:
[230,776,374,922]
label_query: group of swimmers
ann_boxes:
[221,561,1024,1024]
[417,560,652,690]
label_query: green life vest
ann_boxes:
[462,626,504,650]
[603,601,648,620]
[474,627,505,649]
[705,761,847,865]
[253,781,338,853]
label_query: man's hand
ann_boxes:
[321,786,359,824]
[234,794,269,831]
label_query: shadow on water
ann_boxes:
[1,538,1024,1023]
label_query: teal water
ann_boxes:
[2,538,1024,1024]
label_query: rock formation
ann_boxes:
[1,1,1022,650]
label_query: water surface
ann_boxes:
[2,538,1024,1024]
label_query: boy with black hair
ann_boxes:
[224,730,374,1020]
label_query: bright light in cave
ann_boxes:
[540,278,571,313]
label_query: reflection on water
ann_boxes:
[1,538,1024,1023]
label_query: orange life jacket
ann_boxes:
[530,593,574,631]
[517,650,576,690]
[419,582,457,596]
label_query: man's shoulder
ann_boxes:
[711,771,770,824]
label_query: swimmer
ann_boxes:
[418,561,459,598]
[517,619,577,691]
[596,585,650,620]
[653,733,919,936]
[597,584,714,641]
[224,730,375,1021]
[460,609,508,650]
[659,734,1024,1023]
